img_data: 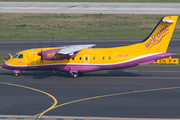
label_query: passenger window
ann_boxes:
[79,57,82,60]
[102,57,105,60]
[18,54,23,59]
[93,57,95,60]
[72,57,74,60]
[109,57,111,60]
[86,57,88,60]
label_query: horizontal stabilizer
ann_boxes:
[57,44,96,55]
[162,20,174,23]
[162,16,174,23]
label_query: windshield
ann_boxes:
[12,54,23,59]
[12,54,19,58]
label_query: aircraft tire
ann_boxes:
[14,73,19,77]
[72,72,78,78]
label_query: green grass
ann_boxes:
[140,58,180,67]
[0,56,8,65]
[140,64,180,67]
[0,14,180,40]
[0,0,180,2]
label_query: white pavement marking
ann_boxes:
[0,2,180,14]
[0,115,180,120]
[142,70,180,72]
[124,70,180,73]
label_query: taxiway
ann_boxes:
[0,66,180,118]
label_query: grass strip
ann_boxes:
[0,0,180,2]
[0,14,180,40]
[0,56,8,65]
[140,63,180,67]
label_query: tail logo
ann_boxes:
[145,25,169,50]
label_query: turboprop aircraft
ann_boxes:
[2,16,178,78]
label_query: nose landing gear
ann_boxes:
[14,70,20,77]
[14,73,19,77]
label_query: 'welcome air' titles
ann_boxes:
[145,25,170,50]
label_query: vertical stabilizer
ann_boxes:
[142,16,178,53]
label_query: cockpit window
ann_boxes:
[12,54,23,59]
[18,54,23,59]
[12,54,19,58]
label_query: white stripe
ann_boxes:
[0,115,178,120]
[5,52,163,67]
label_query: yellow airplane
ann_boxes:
[2,16,178,78]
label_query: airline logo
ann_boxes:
[145,25,169,50]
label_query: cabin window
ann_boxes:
[79,57,82,60]
[93,57,95,60]
[109,57,111,60]
[86,57,88,60]
[102,57,105,60]
[72,57,74,60]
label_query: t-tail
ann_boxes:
[142,16,178,53]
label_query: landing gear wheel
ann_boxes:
[14,73,19,77]
[78,73,83,77]
[72,72,78,78]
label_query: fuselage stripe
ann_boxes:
[5,52,163,67]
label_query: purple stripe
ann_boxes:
[2,53,176,73]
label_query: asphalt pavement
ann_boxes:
[0,2,180,14]
[0,67,180,119]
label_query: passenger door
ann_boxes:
[29,52,37,68]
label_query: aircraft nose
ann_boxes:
[2,62,9,69]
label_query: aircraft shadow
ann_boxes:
[85,70,143,77]
[0,69,147,79]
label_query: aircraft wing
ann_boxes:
[38,44,96,60]
[57,44,96,55]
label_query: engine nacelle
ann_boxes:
[37,48,78,60]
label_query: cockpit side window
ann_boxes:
[18,54,23,59]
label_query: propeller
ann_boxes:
[3,53,12,62]
[8,53,12,59]
[39,40,44,65]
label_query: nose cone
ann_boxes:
[2,62,7,68]
[2,62,10,69]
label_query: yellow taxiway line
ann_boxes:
[1,81,180,118]
[0,82,58,119]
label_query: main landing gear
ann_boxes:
[71,72,84,78]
